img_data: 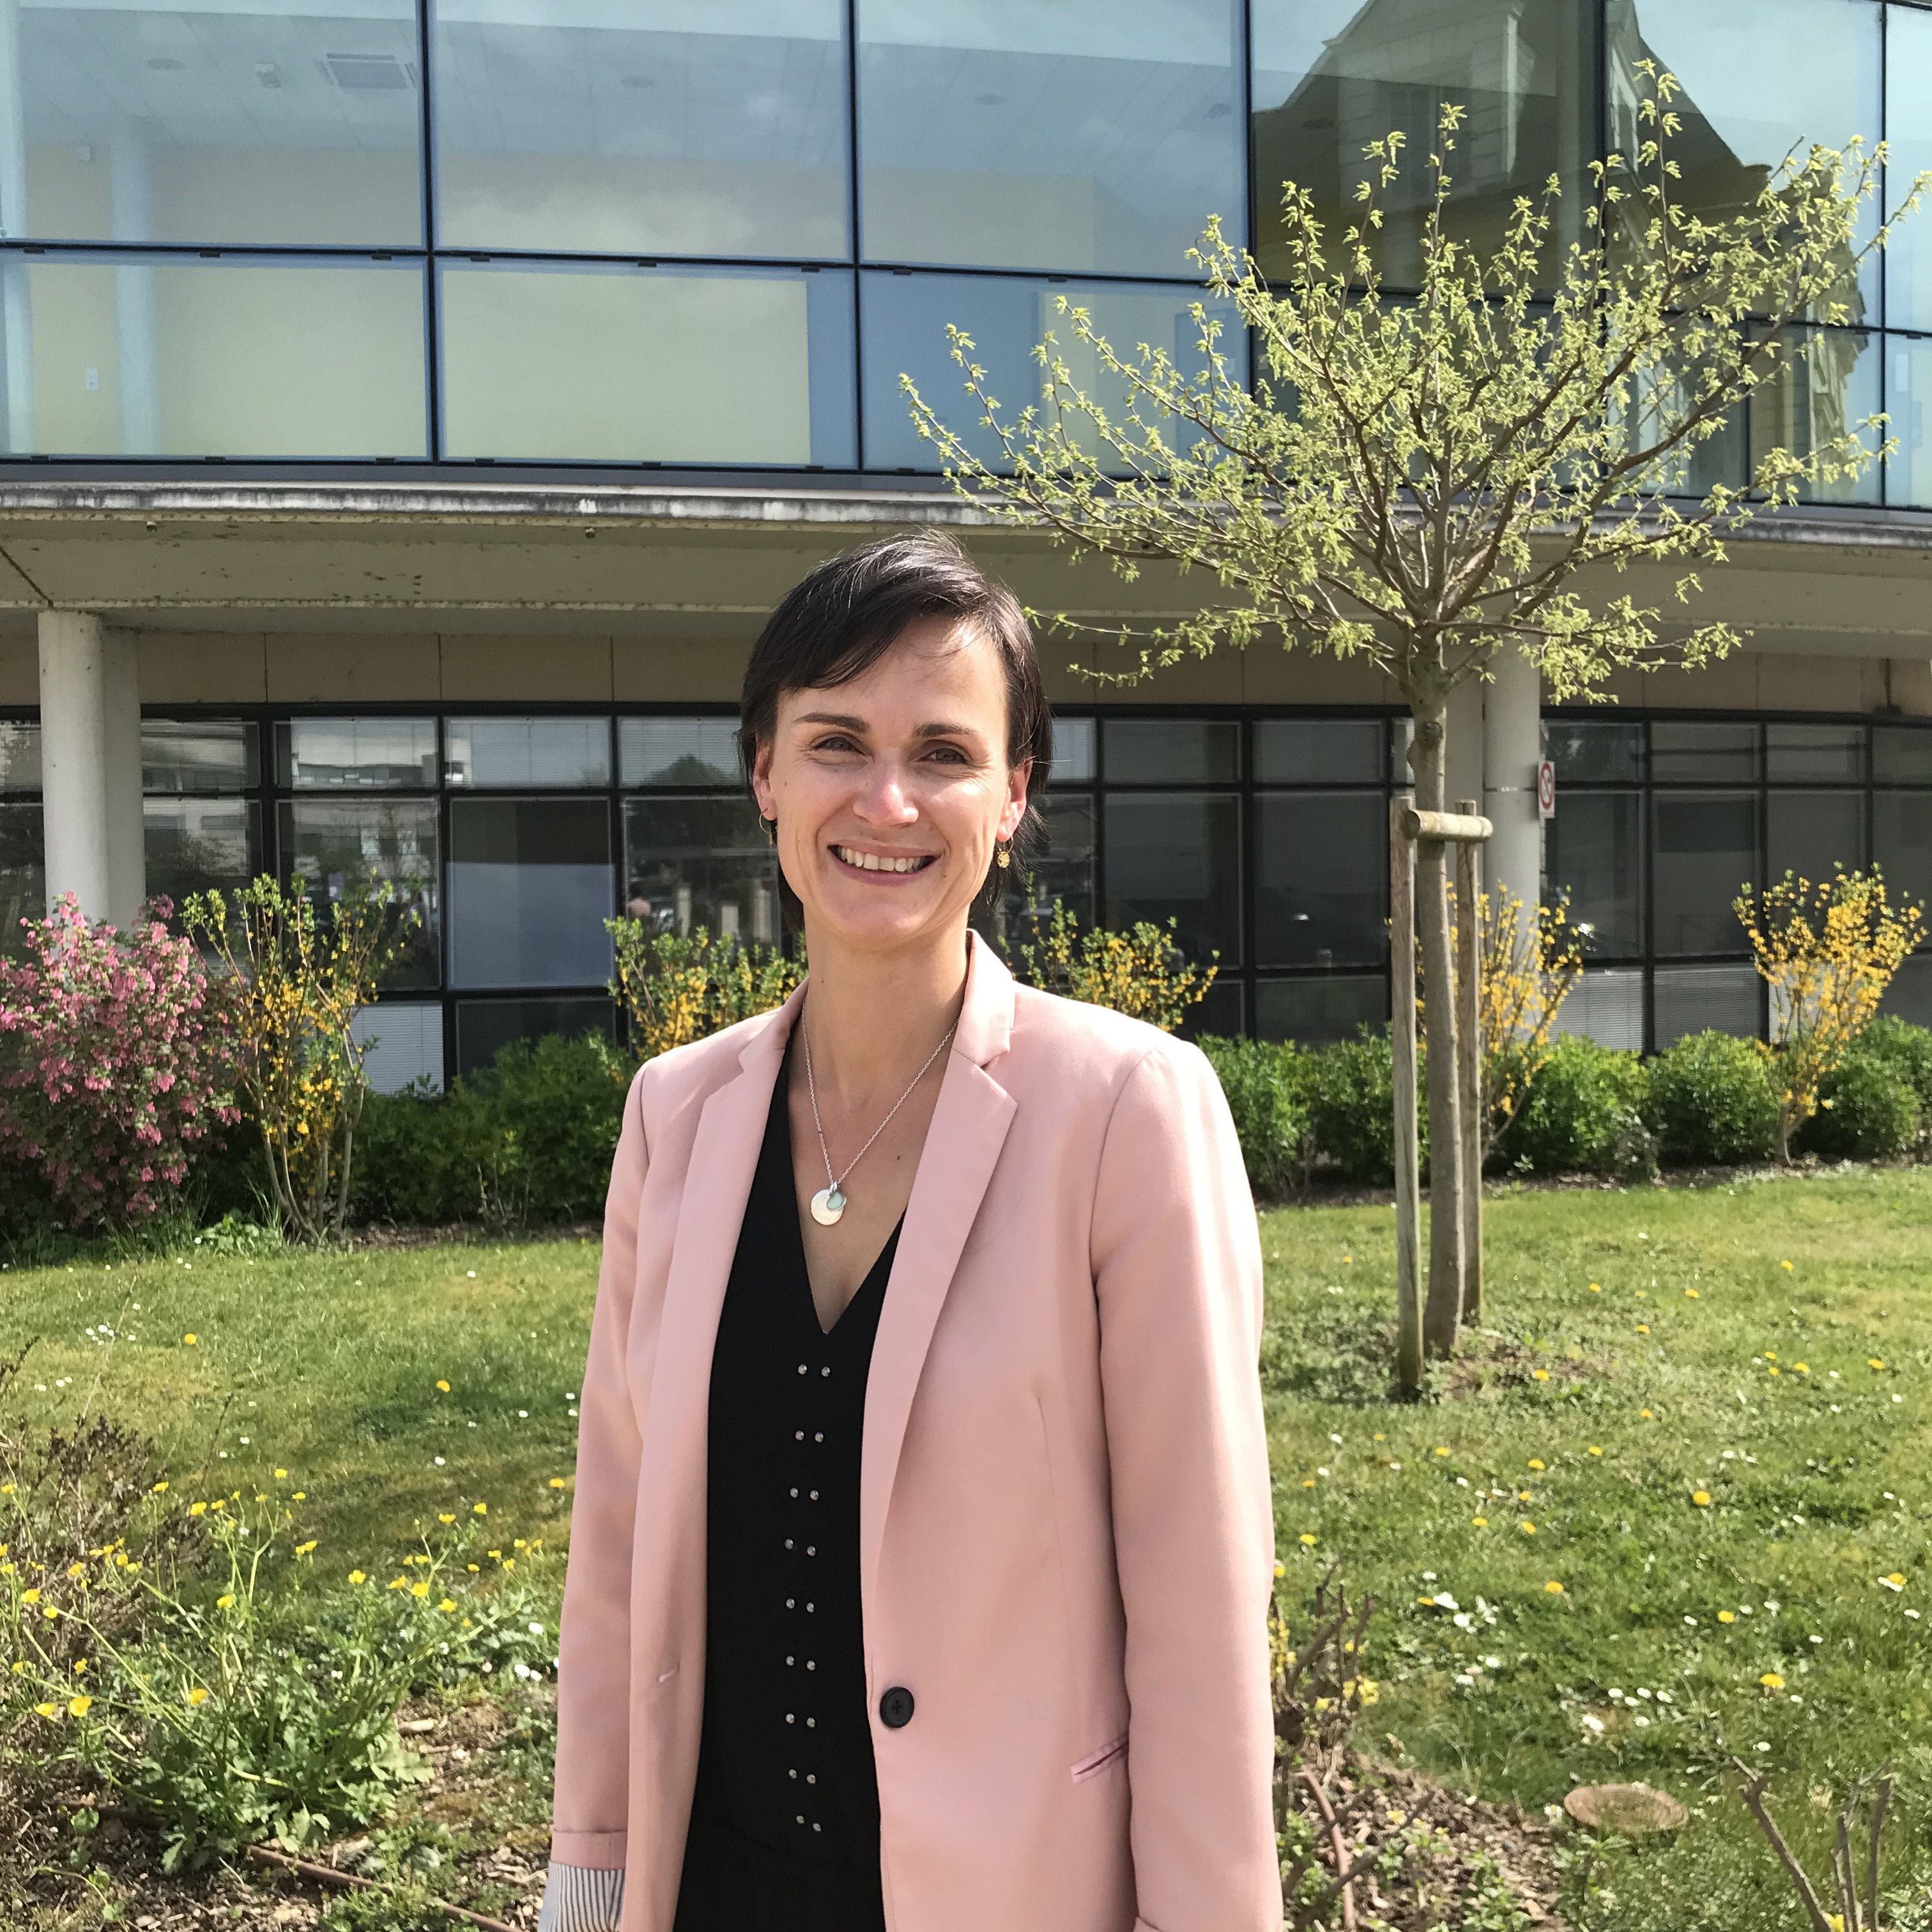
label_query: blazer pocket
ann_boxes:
[1070,1733,1128,1784]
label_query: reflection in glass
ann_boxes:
[1653,963,1761,1046]
[1552,967,1644,1054]
[620,717,742,788]
[1887,5,1932,334]
[280,719,437,789]
[456,997,615,1080]
[1883,954,1932,1027]
[1766,723,1864,783]
[440,261,854,468]
[144,799,261,912]
[1186,978,1244,1041]
[1545,792,1643,956]
[279,799,440,989]
[1252,0,1591,286]
[445,717,610,789]
[983,793,1096,954]
[1050,716,1096,785]
[1767,790,1864,889]
[5,257,426,459]
[1255,793,1383,967]
[1103,717,1239,783]
[1605,0,1878,323]
[1256,975,1385,1045]
[1650,721,1757,783]
[17,1,421,246]
[1887,335,1932,512]
[1546,719,1642,783]
[351,1002,445,1095]
[448,799,613,990]
[434,0,847,258]
[1254,717,1381,785]
[0,803,43,955]
[1874,792,1932,923]
[862,270,1242,472]
[1748,326,1880,506]
[1874,726,1932,785]
[1652,792,1758,956]
[142,719,258,794]
[858,0,1241,276]
[623,797,779,945]
[0,723,42,793]
[1103,791,1241,967]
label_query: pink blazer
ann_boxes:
[551,930,1282,1932]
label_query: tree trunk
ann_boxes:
[1408,705,1465,1357]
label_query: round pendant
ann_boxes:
[810,1186,847,1227]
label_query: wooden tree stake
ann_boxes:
[1455,801,1484,1328]
[1391,793,1422,1396]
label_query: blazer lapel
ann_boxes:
[860,932,1018,1611]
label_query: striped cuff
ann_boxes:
[537,1862,625,1932]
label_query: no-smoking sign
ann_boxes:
[1537,759,1556,819]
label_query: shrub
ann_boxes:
[1008,903,1216,1032]
[0,896,239,1230]
[355,1031,629,1228]
[1846,1014,1932,1137]
[1301,1027,1427,1185]
[1800,1017,1932,1161]
[1500,1034,1653,1178]
[608,921,802,1061]
[1199,1037,1307,1200]
[1647,1029,1779,1167]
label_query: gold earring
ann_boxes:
[762,815,777,846]
[995,840,1011,869]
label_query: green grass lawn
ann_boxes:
[3,1172,1930,1930]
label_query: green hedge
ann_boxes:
[1647,1029,1779,1167]
[1501,1034,1653,1179]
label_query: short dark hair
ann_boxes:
[738,531,1052,931]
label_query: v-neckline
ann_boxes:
[774,1035,905,1340]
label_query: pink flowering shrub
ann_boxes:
[0,895,241,1229]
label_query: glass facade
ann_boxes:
[0,0,1922,495]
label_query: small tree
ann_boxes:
[606,921,804,1062]
[1468,887,1585,1157]
[0,896,239,1230]
[184,877,415,1243]
[1007,902,1215,1032]
[1734,866,1924,1163]
[905,67,1925,1360]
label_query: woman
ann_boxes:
[539,532,1280,1932]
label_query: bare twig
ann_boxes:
[1731,1758,1836,1932]
[1301,1767,1359,1932]
[1866,1775,1892,1931]
[244,1844,518,1932]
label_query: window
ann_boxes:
[445,717,610,789]
[280,718,438,789]
[439,261,855,468]
[1766,723,1864,784]
[144,799,262,911]
[1255,975,1384,1045]
[1876,726,1932,786]
[622,796,779,945]
[1254,717,1381,785]
[0,723,42,794]
[1652,792,1758,956]
[1748,325,1880,506]
[1606,0,1879,323]
[1650,721,1758,784]
[1874,792,1932,924]
[1653,963,1761,1046]
[433,0,848,259]
[1887,4,1932,334]
[1887,335,1932,512]
[352,1002,445,1095]
[279,799,441,990]
[143,720,258,793]
[620,717,743,788]
[1050,717,1096,785]
[1255,792,1383,967]
[6,256,427,459]
[1545,792,1643,958]
[1554,967,1644,1054]
[857,0,1242,277]
[1547,721,1643,783]
[447,797,613,989]
[1103,791,1241,969]
[14,0,422,247]
[1104,717,1241,784]
[1252,0,1592,289]
[860,270,1241,472]
[0,803,43,957]
[1767,790,1864,886]
[456,997,615,1080]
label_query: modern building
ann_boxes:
[1,0,1929,1088]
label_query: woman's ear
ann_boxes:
[751,732,776,818]
[1001,756,1033,839]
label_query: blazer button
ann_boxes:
[878,1685,915,1729]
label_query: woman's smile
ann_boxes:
[829,843,940,877]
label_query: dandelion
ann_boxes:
[151,1480,169,1494]
[1545,1581,1565,1595]
[438,1514,456,1525]
[1532,1368,1551,1382]
[1768,1367,1781,1377]
[1273,1560,1286,1578]
[549,1477,567,1489]
[20,1588,38,1605]
[1795,1362,1809,1373]
[216,1593,234,1609]
[1636,1323,1650,1335]
[439,1598,457,1614]
[1686,1289,1699,1299]
[1692,1492,1711,1507]
[291,1492,305,1501]
[1588,1446,1603,1456]
[34,1701,57,1719]
[411,1581,430,1598]
[1589,1283,1601,1292]
[1760,1672,1785,1690]
[1472,1516,1488,1527]
[473,1502,487,1515]
[295,1540,316,1556]
[1781,1261,1793,1272]
[348,1570,366,1585]
[1528,1459,1545,1471]
[1641,1408,1655,1419]
[274,1469,287,1480]
[1520,1522,1536,1535]
[183,1334,197,1346]
[1882,1573,1907,1591]
[68,1695,91,1717]
[436,1379,450,1392]
[1719,1611,1736,1623]
[1300,1533,1318,1547]
[1870,1360,1886,1370]
[187,1687,209,1706]
[1434,1447,1450,1458]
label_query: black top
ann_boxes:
[672,1034,901,1932]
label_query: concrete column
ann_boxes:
[1446,675,1484,815]
[1482,647,1543,923]
[38,611,145,926]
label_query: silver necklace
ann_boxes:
[801,1013,956,1227]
